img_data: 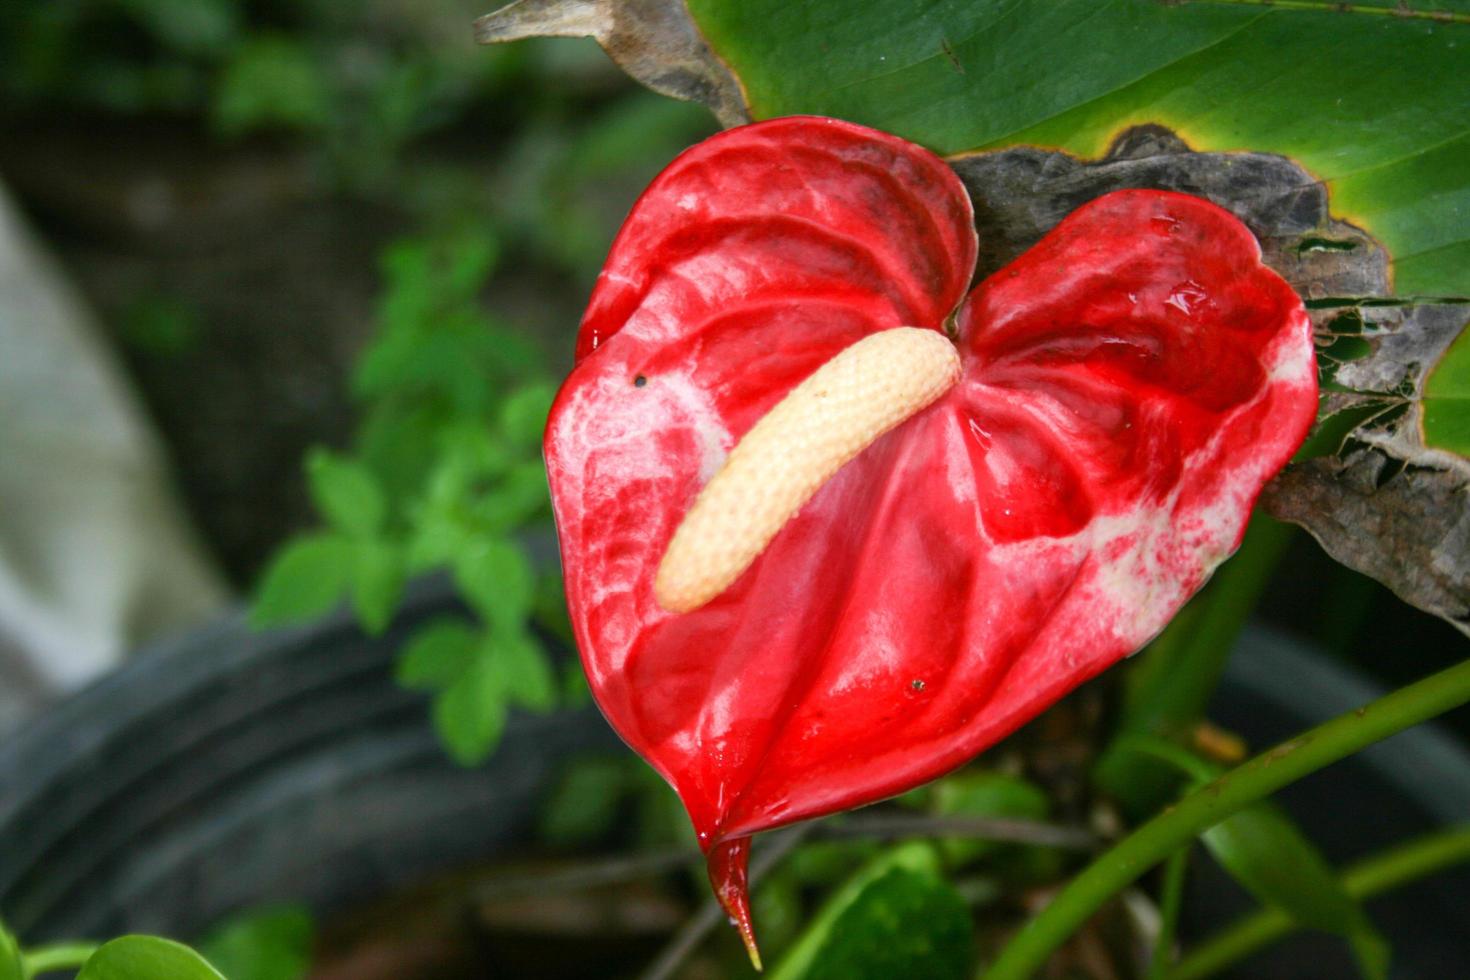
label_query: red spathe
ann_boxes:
[544,116,1317,952]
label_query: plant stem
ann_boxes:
[23,941,98,977]
[1169,824,1470,980]
[1148,847,1190,979]
[982,657,1470,980]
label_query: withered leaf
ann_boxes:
[476,0,748,127]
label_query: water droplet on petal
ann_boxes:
[1165,280,1209,316]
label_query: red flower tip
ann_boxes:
[708,837,760,970]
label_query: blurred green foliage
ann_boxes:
[1,0,714,765]
[249,226,562,764]
[1,0,711,199]
[199,905,312,980]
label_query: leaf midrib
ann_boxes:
[1185,0,1470,25]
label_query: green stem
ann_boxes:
[982,657,1470,979]
[23,942,99,978]
[1148,847,1190,979]
[1170,825,1470,980]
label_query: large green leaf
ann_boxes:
[683,0,1469,296]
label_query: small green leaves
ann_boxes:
[307,450,385,537]
[199,905,313,980]
[396,618,479,690]
[250,223,563,769]
[249,533,354,628]
[252,450,398,633]
[396,615,558,765]
[435,656,508,766]
[76,936,225,980]
[494,629,556,713]
[772,843,973,980]
[349,538,405,636]
[454,539,534,631]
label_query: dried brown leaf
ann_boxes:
[476,0,749,127]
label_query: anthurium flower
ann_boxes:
[544,116,1316,962]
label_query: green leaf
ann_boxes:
[433,656,508,766]
[395,618,478,691]
[199,905,313,980]
[306,450,386,537]
[0,920,21,980]
[1203,804,1390,980]
[350,538,404,636]
[438,422,512,481]
[453,539,534,630]
[771,842,972,980]
[490,628,557,713]
[76,936,224,980]
[213,35,330,137]
[497,384,555,450]
[538,757,628,846]
[683,0,1470,295]
[1112,736,1389,979]
[249,533,354,628]
[1422,317,1470,456]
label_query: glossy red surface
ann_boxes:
[544,117,1317,951]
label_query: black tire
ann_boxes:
[0,578,620,943]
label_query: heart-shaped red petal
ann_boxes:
[544,117,1316,954]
